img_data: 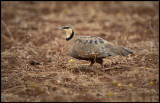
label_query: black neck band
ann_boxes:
[66,30,74,41]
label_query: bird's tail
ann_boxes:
[119,46,133,56]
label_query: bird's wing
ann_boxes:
[72,36,114,59]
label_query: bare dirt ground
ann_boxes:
[1,1,159,102]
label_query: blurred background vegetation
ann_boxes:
[1,1,159,102]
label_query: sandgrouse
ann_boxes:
[59,25,133,70]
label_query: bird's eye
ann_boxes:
[64,26,70,29]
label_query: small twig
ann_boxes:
[2,20,14,42]
[2,85,24,93]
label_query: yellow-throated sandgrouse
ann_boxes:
[59,25,133,70]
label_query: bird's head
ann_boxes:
[59,25,74,40]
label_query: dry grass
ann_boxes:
[1,1,159,102]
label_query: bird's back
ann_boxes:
[68,36,129,60]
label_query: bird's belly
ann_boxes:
[69,48,106,59]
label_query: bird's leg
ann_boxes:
[96,59,105,70]
[89,59,95,67]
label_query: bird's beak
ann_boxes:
[58,27,64,30]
